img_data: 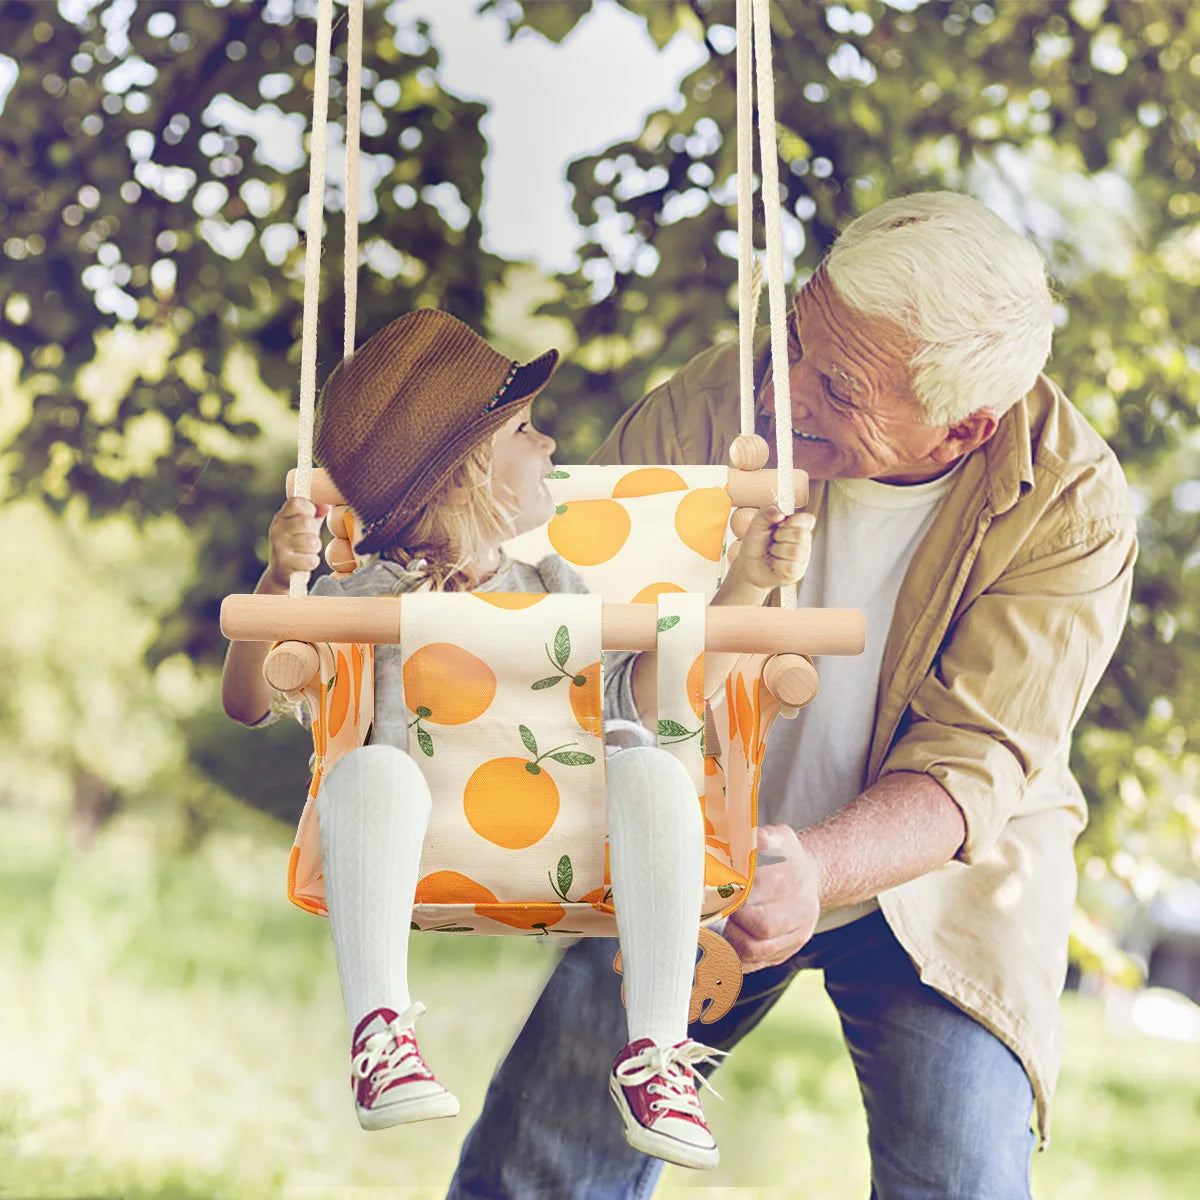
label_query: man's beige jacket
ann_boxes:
[589,337,1137,1140]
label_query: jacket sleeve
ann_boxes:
[882,510,1137,863]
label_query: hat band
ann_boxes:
[483,362,519,413]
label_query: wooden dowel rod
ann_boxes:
[286,467,808,510]
[221,594,864,656]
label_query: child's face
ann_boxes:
[491,403,557,536]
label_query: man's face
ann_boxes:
[757,267,979,483]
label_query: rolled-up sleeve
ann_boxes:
[883,512,1137,863]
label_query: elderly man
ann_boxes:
[447,191,1137,1199]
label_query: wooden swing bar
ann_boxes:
[286,467,811,511]
[220,592,864,656]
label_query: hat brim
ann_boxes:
[352,346,561,556]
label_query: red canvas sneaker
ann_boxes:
[608,1037,725,1170]
[350,1002,459,1130]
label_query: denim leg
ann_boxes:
[447,936,661,1200]
[447,933,799,1199]
[821,913,1036,1200]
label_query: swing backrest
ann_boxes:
[285,464,790,936]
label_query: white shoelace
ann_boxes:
[352,1001,429,1088]
[614,1040,728,1119]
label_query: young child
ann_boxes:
[221,309,812,1170]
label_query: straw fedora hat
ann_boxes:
[314,309,559,555]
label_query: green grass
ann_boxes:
[3,807,1198,1199]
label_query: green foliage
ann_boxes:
[0,0,506,662]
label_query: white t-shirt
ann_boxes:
[758,466,960,932]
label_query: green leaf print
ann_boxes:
[717,884,736,899]
[547,470,570,479]
[417,728,434,757]
[548,750,596,766]
[416,705,432,718]
[547,853,574,902]
[520,724,538,755]
[555,503,568,516]
[532,676,563,689]
[554,624,571,668]
[658,719,691,738]
[656,615,681,632]
[557,854,573,896]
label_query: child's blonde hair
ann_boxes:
[376,434,521,591]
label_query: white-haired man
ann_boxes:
[448,192,1137,1198]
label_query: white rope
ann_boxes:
[291,0,335,597]
[343,0,363,358]
[735,0,754,438]
[750,0,796,609]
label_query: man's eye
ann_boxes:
[822,377,852,407]
[516,422,529,434]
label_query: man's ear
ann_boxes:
[930,407,998,464]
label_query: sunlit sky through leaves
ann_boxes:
[0,0,705,272]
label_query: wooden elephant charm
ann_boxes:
[613,926,744,1025]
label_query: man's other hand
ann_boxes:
[723,824,821,971]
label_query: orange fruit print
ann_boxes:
[402,643,497,725]
[416,869,566,931]
[569,661,602,736]
[547,499,632,566]
[631,581,686,605]
[611,467,688,497]
[463,724,595,850]
[685,652,705,721]
[674,487,731,561]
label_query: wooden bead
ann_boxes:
[725,538,741,564]
[325,536,357,573]
[264,641,320,693]
[729,506,757,539]
[728,433,770,471]
[762,653,819,709]
[326,504,349,539]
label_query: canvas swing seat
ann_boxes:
[219,0,864,1017]
[259,460,851,944]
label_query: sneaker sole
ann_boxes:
[356,1091,460,1131]
[607,1077,718,1171]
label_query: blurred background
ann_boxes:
[2,0,1199,1195]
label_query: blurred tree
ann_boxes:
[0,0,503,662]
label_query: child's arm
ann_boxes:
[629,506,814,724]
[220,497,330,726]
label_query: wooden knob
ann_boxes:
[729,506,757,539]
[264,641,321,693]
[325,536,357,573]
[729,433,770,471]
[762,653,819,709]
[326,505,350,539]
[725,539,741,564]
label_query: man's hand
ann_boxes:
[723,824,821,971]
[265,497,330,593]
[727,505,814,593]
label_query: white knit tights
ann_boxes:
[606,746,706,1047]
[316,744,429,1033]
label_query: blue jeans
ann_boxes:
[447,911,1035,1199]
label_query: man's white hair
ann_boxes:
[823,191,1054,425]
